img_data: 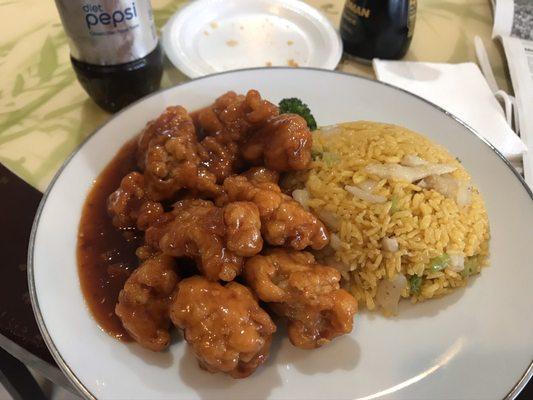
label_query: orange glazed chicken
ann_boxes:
[139,105,222,201]
[195,90,279,182]
[170,276,276,378]
[241,113,313,172]
[136,105,195,170]
[77,89,358,380]
[144,199,263,281]
[223,174,329,250]
[115,255,178,352]
[244,249,357,349]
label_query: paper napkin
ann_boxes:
[373,60,527,161]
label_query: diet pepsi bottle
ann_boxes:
[54,0,163,112]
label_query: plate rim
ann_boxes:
[161,0,343,78]
[27,66,533,400]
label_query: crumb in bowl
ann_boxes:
[287,58,299,67]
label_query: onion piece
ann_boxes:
[317,210,341,231]
[345,185,386,203]
[448,253,465,272]
[318,124,340,135]
[358,179,377,193]
[292,189,310,210]
[381,237,399,252]
[376,274,407,315]
[421,174,472,207]
[401,154,428,167]
[456,182,472,207]
[364,163,456,183]
[423,174,457,198]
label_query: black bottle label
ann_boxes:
[340,0,417,60]
[345,1,371,19]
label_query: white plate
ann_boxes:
[29,68,533,400]
[162,0,342,78]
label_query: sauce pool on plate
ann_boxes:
[77,139,140,341]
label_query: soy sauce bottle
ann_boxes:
[54,0,163,113]
[340,0,417,62]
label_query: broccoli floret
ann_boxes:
[278,98,317,131]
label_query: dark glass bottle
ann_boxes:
[70,44,163,113]
[340,0,417,61]
[54,0,163,113]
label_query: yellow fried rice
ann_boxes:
[286,121,490,314]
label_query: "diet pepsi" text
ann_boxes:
[83,1,138,29]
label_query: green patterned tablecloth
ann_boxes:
[0,0,509,191]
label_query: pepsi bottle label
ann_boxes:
[55,0,158,65]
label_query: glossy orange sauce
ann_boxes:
[77,139,141,341]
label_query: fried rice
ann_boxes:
[286,121,490,314]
